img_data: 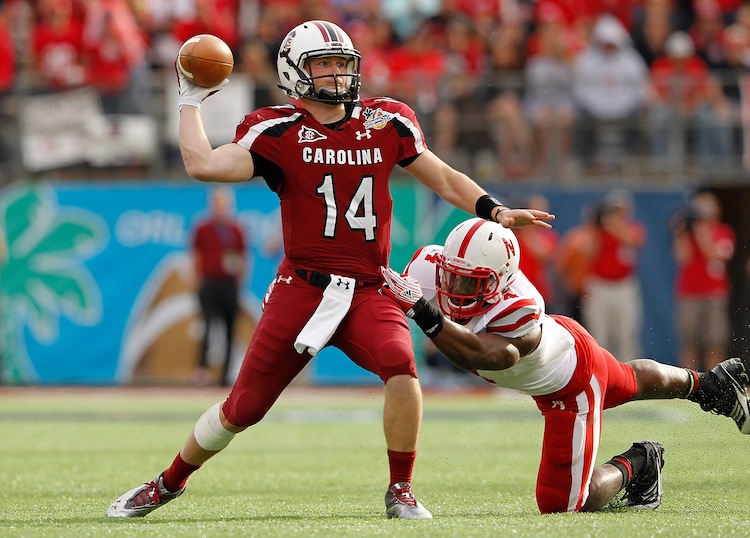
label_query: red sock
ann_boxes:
[162,453,201,492]
[387,449,416,487]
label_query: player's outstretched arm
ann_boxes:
[404,151,554,229]
[379,267,532,371]
[430,323,523,372]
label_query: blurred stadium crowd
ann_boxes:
[2,0,750,185]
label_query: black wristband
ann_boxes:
[475,194,507,222]
[411,298,445,338]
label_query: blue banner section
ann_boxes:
[1,182,284,385]
[0,181,687,386]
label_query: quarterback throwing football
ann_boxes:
[106,20,552,519]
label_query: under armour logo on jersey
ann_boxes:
[277,275,293,284]
[336,278,351,289]
[298,126,327,143]
[355,130,372,140]
[552,400,565,410]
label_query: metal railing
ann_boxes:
[1,68,749,188]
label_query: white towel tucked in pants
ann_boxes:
[294,274,356,356]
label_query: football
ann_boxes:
[178,34,234,88]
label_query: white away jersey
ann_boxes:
[404,245,577,396]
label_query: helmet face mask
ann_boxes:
[436,256,499,320]
[435,218,520,321]
[302,54,360,102]
[277,20,362,104]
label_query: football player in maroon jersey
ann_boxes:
[380,217,749,513]
[107,20,553,519]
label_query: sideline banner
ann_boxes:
[0,181,685,385]
[0,181,457,385]
[1,182,281,385]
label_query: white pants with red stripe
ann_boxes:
[532,315,638,513]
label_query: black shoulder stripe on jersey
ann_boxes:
[261,114,305,139]
[398,154,419,168]
[391,117,413,138]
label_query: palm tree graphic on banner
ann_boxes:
[0,185,106,384]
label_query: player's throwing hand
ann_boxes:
[175,60,229,110]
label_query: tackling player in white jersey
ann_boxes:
[380,217,750,513]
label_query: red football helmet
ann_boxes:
[436,218,520,320]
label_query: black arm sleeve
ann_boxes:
[251,151,284,192]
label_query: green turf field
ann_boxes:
[1,386,748,537]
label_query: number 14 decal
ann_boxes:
[316,174,377,241]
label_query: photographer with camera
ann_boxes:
[672,190,736,371]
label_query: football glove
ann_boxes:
[379,267,423,318]
[175,60,228,110]
[380,267,445,337]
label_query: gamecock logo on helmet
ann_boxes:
[279,31,295,58]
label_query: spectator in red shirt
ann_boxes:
[82,0,150,113]
[191,186,247,387]
[647,31,734,170]
[672,189,736,371]
[171,0,240,54]
[581,190,647,362]
[30,0,86,91]
[0,4,14,92]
